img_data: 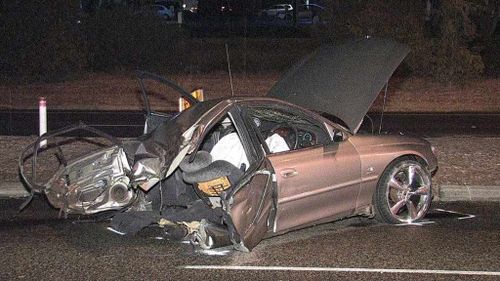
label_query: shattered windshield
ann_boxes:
[249,107,313,126]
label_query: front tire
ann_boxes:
[373,158,432,224]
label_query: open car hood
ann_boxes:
[267,38,409,134]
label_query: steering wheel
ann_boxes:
[269,123,299,149]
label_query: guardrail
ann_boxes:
[1,111,500,137]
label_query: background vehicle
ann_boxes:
[259,4,293,19]
[297,4,329,26]
[149,4,175,20]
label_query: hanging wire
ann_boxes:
[378,82,389,134]
[159,180,163,215]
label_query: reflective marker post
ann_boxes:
[39,96,47,148]
[177,11,183,25]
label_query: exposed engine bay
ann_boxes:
[19,107,261,251]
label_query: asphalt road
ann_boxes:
[1,110,500,137]
[1,198,499,280]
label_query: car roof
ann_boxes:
[197,96,347,130]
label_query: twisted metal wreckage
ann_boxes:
[19,38,438,251]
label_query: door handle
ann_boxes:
[281,168,298,178]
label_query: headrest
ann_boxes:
[183,160,243,184]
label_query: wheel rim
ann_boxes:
[385,163,431,223]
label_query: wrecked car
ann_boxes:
[19,38,438,252]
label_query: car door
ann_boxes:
[239,102,362,233]
[225,158,276,251]
[223,107,277,251]
[268,138,361,232]
[137,71,198,134]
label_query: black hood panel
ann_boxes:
[267,38,409,133]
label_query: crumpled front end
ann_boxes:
[18,122,196,216]
[18,100,274,252]
[45,146,135,214]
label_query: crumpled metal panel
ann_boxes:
[45,146,134,214]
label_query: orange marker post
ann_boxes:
[179,89,204,112]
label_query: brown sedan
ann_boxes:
[20,38,437,251]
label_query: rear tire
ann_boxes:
[373,158,432,224]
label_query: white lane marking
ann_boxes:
[395,220,435,226]
[458,215,476,220]
[197,249,232,256]
[106,227,126,235]
[181,265,500,276]
[434,208,476,220]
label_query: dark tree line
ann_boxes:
[1,0,499,82]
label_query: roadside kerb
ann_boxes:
[0,182,29,198]
[1,181,500,202]
[439,185,500,202]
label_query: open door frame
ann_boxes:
[136,71,199,134]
